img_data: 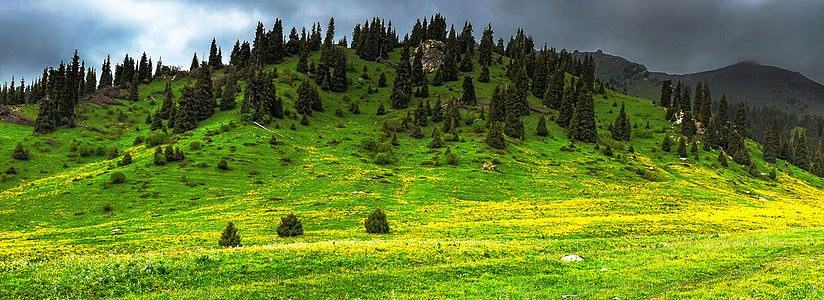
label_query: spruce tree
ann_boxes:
[611,102,631,141]
[150,112,163,131]
[662,135,672,152]
[442,50,458,82]
[556,86,575,128]
[794,131,810,171]
[378,72,387,87]
[543,70,565,109]
[763,120,780,163]
[221,69,237,110]
[486,121,506,149]
[128,76,140,102]
[119,152,132,166]
[12,142,29,160]
[194,63,214,121]
[428,126,445,148]
[659,79,672,108]
[364,208,390,234]
[296,79,317,115]
[568,92,597,143]
[479,65,490,83]
[33,96,57,134]
[461,75,475,105]
[718,150,728,167]
[159,81,174,119]
[276,213,304,237]
[173,83,198,133]
[536,115,549,137]
[330,48,348,93]
[677,137,688,158]
[218,221,241,247]
[681,111,697,137]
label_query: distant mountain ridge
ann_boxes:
[573,50,824,116]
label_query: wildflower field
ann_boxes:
[1,48,823,299]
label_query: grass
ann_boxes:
[1,47,823,299]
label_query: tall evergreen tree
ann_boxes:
[98,55,113,88]
[794,131,810,171]
[486,121,506,149]
[295,78,320,115]
[568,92,597,143]
[659,79,672,108]
[556,86,576,128]
[717,94,729,124]
[536,115,549,137]
[677,136,688,158]
[461,75,475,105]
[159,81,174,119]
[194,63,214,120]
[681,111,697,137]
[611,102,631,141]
[208,38,222,69]
[478,24,494,67]
[173,83,198,133]
[763,120,780,163]
[441,50,458,82]
[543,69,564,109]
[221,67,238,110]
[190,53,199,71]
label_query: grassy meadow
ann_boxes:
[1,48,823,299]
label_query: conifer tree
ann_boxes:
[479,65,490,83]
[150,112,163,131]
[677,137,688,158]
[296,79,317,115]
[194,63,214,120]
[461,75,475,105]
[536,115,549,137]
[556,86,575,128]
[378,72,387,88]
[364,208,390,234]
[376,102,386,116]
[12,142,29,160]
[173,83,198,133]
[442,50,458,82]
[568,92,597,143]
[662,135,672,152]
[459,51,474,72]
[33,96,57,134]
[128,76,140,102]
[486,121,506,149]
[794,131,810,171]
[190,53,199,71]
[296,49,308,73]
[411,50,425,86]
[428,126,445,148]
[734,102,748,138]
[681,111,697,137]
[221,68,237,110]
[431,98,444,122]
[611,102,631,141]
[763,120,780,163]
[99,55,113,88]
[659,79,672,108]
[277,213,304,237]
[543,69,565,109]
[503,87,525,140]
[718,150,728,167]
[158,81,174,119]
[119,152,132,166]
[478,24,494,67]
[218,222,241,247]
[209,38,222,69]
[330,48,348,93]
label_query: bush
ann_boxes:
[110,171,126,184]
[374,152,395,165]
[217,158,229,170]
[106,146,119,160]
[103,202,112,211]
[361,137,378,151]
[189,141,201,150]
[364,208,390,234]
[12,142,29,160]
[5,165,17,174]
[769,168,777,179]
[218,221,241,247]
[119,152,133,166]
[472,118,487,133]
[277,213,304,237]
[145,131,168,147]
[445,146,459,165]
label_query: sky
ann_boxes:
[1,0,823,85]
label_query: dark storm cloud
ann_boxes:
[2,0,824,85]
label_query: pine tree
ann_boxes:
[717,94,729,124]
[459,51,474,72]
[173,83,198,133]
[442,50,458,82]
[763,120,780,163]
[557,86,575,128]
[12,142,29,160]
[296,79,318,115]
[568,92,597,143]
[794,131,810,171]
[221,68,237,110]
[129,76,140,102]
[277,213,304,237]
[378,72,387,87]
[734,102,748,138]
[431,99,444,122]
[330,48,348,93]
[681,111,696,137]
[461,75,475,105]
[194,63,214,120]
[150,112,163,131]
[158,81,174,119]
[659,79,672,108]
[718,150,728,167]
[486,121,506,149]
[218,222,241,247]
[611,102,631,141]
[190,53,199,71]
[536,115,549,137]
[479,65,490,83]
[364,208,390,234]
[209,38,222,69]
[33,96,57,134]
[677,137,688,158]
[478,24,494,67]
[662,135,672,152]
[376,102,386,116]
[296,49,308,73]
[428,126,445,148]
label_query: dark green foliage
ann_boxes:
[479,65,490,83]
[734,102,748,138]
[158,81,174,119]
[330,47,348,93]
[442,50,458,82]
[748,161,759,176]
[677,137,688,158]
[296,79,321,115]
[217,158,229,170]
[794,131,810,171]
[277,213,304,237]
[12,142,29,160]
[153,147,167,166]
[536,116,549,137]
[461,75,475,105]
[110,171,125,184]
[296,49,308,73]
[129,76,140,102]
[611,102,631,141]
[568,92,597,143]
[150,112,163,131]
[444,146,459,165]
[662,135,672,152]
[349,100,361,114]
[208,38,223,69]
[459,51,474,72]
[543,70,564,109]
[376,102,386,116]
[763,121,780,164]
[602,145,613,157]
[34,96,57,134]
[428,126,445,149]
[106,146,119,160]
[194,64,215,121]
[659,79,672,108]
[487,86,506,128]
[478,24,494,67]
[486,121,506,149]
[769,168,777,179]
[5,165,16,174]
[218,221,241,247]
[164,145,185,162]
[103,202,112,212]
[300,114,310,126]
[378,72,387,87]
[145,114,153,125]
[173,83,198,133]
[411,123,425,139]
[812,151,824,177]
[119,152,132,166]
[364,208,390,234]
[556,87,575,128]
[431,68,444,86]
[681,111,697,137]
[690,139,699,155]
[718,150,728,167]
[389,86,410,109]
[220,68,238,111]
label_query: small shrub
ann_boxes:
[361,137,378,151]
[374,152,395,165]
[12,142,29,160]
[106,146,119,160]
[145,131,168,147]
[277,213,304,237]
[103,202,112,211]
[445,146,459,165]
[217,158,229,170]
[769,168,777,179]
[189,141,201,150]
[5,165,17,174]
[119,152,133,166]
[218,221,241,247]
[364,208,390,234]
[110,171,126,184]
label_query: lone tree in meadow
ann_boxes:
[661,135,672,152]
[217,158,229,170]
[12,142,29,160]
[219,221,241,247]
[461,75,476,105]
[677,136,688,158]
[485,121,506,149]
[365,208,390,234]
[428,126,445,149]
[536,115,549,137]
[277,213,304,237]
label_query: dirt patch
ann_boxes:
[0,105,35,126]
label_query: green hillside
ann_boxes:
[2,42,824,299]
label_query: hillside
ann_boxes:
[2,32,824,298]
[575,50,824,116]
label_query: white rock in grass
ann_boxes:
[599,267,609,272]
[561,255,584,261]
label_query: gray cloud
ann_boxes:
[2,0,824,85]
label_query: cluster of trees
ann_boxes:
[218,208,389,248]
[352,17,400,61]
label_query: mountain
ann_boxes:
[575,50,824,116]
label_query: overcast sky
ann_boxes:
[2,0,823,86]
